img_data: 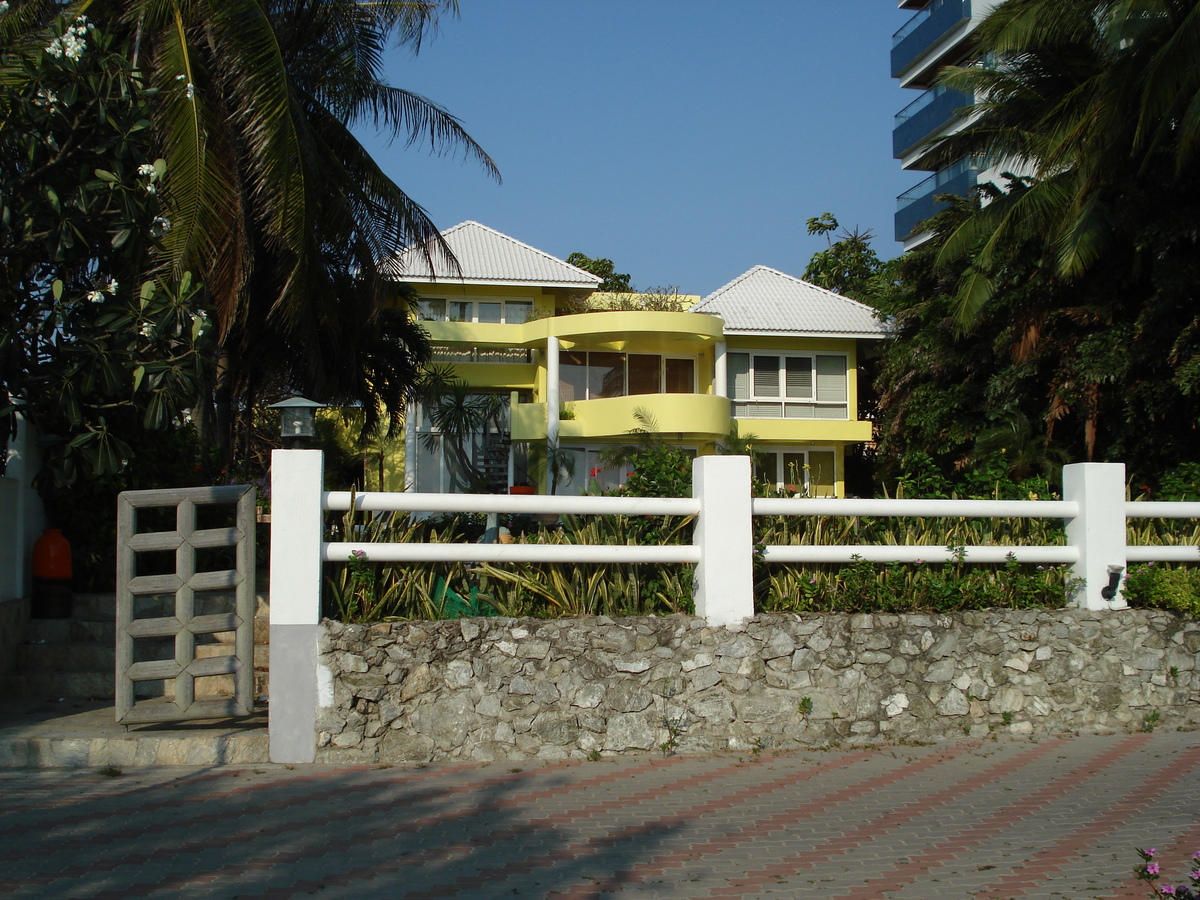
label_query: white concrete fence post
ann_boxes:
[692,455,754,626]
[1063,462,1128,610]
[268,448,325,763]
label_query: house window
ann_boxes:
[417,298,533,325]
[727,352,848,419]
[755,448,837,496]
[558,352,697,401]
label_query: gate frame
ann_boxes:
[115,484,257,725]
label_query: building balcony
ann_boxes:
[511,393,731,442]
[894,160,979,241]
[892,0,972,80]
[893,84,974,160]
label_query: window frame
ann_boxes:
[558,352,699,401]
[417,296,535,325]
[727,350,849,419]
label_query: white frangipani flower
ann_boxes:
[46,18,89,60]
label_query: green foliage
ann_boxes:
[1122,563,1200,617]
[0,12,211,487]
[599,408,692,499]
[1151,463,1200,501]
[565,252,633,292]
[802,212,894,304]
[872,0,1200,485]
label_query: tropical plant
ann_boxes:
[0,8,215,487]
[415,365,507,492]
[3,0,498,472]
[802,212,894,304]
[565,252,632,292]
[526,439,576,496]
[929,0,1200,316]
[598,408,692,499]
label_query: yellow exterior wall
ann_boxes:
[382,279,877,498]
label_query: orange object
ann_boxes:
[32,529,72,618]
[509,485,536,495]
[32,529,72,579]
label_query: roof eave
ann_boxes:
[723,328,892,340]
[396,276,601,290]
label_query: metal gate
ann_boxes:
[115,485,257,725]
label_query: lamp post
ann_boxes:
[269,396,324,449]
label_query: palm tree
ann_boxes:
[22,0,497,456]
[929,0,1200,318]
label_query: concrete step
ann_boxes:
[0,671,116,700]
[23,618,114,643]
[18,642,115,672]
[0,699,268,768]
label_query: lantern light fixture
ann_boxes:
[269,396,324,448]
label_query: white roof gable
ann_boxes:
[386,221,602,288]
[692,265,889,338]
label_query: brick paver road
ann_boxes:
[2,731,1198,898]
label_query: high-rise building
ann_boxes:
[891,0,1005,248]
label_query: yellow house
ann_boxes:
[380,222,888,497]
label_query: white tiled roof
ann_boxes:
[691,266,889,338]
[386,221,603,288]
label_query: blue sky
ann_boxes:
[356,2,914,299]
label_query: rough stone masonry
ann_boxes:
[314,609,1200,764]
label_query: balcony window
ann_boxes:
[418,297,534,325]
[728,352,848,419]
[558,352,697,401]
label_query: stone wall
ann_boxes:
[315,609,1200,764]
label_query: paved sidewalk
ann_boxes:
[2,731,1198,899]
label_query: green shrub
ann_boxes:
[1123,563,1200,616]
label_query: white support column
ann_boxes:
[508,390,519,490]
[545,336,560,495]
[1063,462,1128,610]
[403,401,417,491]
[713,341,727,397]
[269,448,325,763]
[546,336,560,445]
[692,455,754,626]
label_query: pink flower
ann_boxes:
[1148,863,1160,875]
[1148,850,1158,857]
[1159,885,1175,895]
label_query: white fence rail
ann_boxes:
[266,453,1199,762]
